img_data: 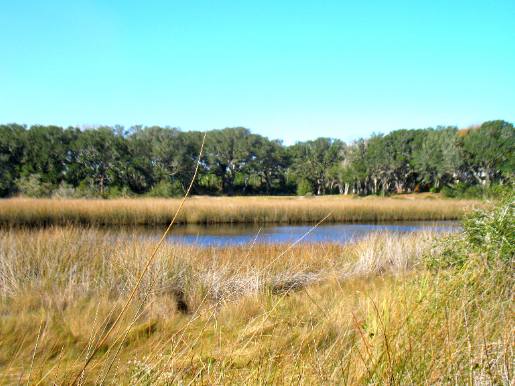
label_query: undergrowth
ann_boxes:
[426,194,514,269]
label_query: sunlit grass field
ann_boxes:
[0,194,480,226]
[0,224,511,384]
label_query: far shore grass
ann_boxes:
[0,194,481,226]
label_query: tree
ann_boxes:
[340,139,369,195]
[382,129,426,193]
[0,124,26,196]
[20,125,72,187]
[248,136,290,194]
[461,120,515,186]
[0,120,512,198]
[205,128,257,194]
[413,127,461,189]
[289,138,344,195]
[72,127,125,195]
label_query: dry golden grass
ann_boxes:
[0,194,480,226]
[1,226,429,308]
[0,226,511,384]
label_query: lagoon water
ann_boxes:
[140,221,460,246]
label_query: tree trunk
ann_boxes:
[99,175,105,195]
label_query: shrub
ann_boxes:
[442,182,513,199]
[296,179,313,196]
[15,174,53,197]
[147,180,184,197]
[51,182,77,198]
[440,185,456,198]
[462,195,514,264]
[426,194,514,269]
[75,179,101,198]
[108,186,132,198]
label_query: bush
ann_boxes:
[51,182,77,198]
[75,179,101,198]
[147,180,184,197]
[441,182,471,198]
[442,182,513,199]
[426,194,514,269]
[108,186,132,198]
[462,196,514,264]
[15,174,53,198]
[296,179,313,196]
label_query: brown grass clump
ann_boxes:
[0,195,480,226]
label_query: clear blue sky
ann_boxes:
[1,0,514,144]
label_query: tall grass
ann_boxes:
[0,222,511,384]
[0,195,480,226]
[0,226,386,307]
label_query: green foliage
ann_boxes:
[461,120,515,185]
[0,120,513,198]
[289,138,344,195]
[127,126,197,194]
[413,127,461,189]
[248,138,289,194]
[296,179,313,196]
[73,127,125,196]
[441,182,476,198]
[75,179,101,198]
[442,182,513,199]
[0,124,26,196]
[15,174,53,198]
[147,180,184,197]
[20,125,74,186]
[462,196,514,264]
[205,128,254,194]
[426,195,514,269]
[107,186,132,198]
[51,182,77,199]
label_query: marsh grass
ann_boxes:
[0,195,479,226]
[0,225,511,384]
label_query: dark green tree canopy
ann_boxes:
[0,120,513,198]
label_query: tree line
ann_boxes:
[0,120,513,198]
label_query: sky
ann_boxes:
[1,0,514,144]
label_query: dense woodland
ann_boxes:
[0,120,513,198]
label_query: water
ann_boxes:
[139,221,460,246]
